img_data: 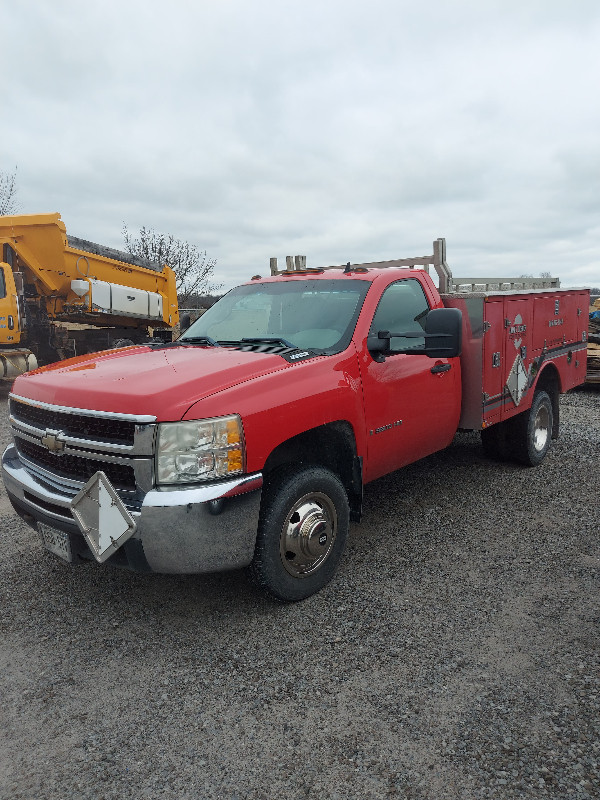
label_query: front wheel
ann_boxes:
[250,466,350,602]
[512,390,554,466]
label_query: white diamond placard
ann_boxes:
[506,354,529,407]
[71,472,137,563]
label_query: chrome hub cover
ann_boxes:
[533,404,550,452]
[280,493,337,578]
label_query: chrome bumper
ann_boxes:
[2,444,263,574]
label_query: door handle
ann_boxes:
[430,363,451,374]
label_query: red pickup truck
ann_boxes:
[1,240,589,601]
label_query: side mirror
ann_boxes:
[367,307,462,361]
[366,333,389,361]
[422,307,462,358]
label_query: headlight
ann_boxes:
[156,415,245,485]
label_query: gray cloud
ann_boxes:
[3,0,600,288]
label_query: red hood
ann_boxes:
[11,345,289,420]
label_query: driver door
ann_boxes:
[358,278,461,482]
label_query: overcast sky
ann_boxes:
[3,0,600,290]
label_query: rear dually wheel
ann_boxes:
[512,390,554,466]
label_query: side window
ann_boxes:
[370,279,430,352]
[1,245,14,299]
[3,244,15,267]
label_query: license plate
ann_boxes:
[38,522,73,563]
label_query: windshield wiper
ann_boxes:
[178,336,221,347]
[241,336,298,348]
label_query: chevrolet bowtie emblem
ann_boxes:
[40,432,65,453]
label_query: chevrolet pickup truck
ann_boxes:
[1,240,589,601]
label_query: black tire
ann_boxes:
[511,390,554,466]
[111,338,135,349]
[250,466,349,602]
[481,419,514,461]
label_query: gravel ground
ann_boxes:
[0,385,598,800]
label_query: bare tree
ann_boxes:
[521,271,555,279]
[0,168,19,216]
[122,224,221,307]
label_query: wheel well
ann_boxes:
[262,421,363,521]
[533,364,560,438]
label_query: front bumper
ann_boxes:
[2,443,263,574]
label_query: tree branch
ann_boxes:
[122,224,221,306]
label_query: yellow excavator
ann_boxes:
[0,213,179,378]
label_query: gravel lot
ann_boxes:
[0,385,598,800]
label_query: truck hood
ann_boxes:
[12,345,290,420]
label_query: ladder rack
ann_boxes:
[269,239,560,293]
[270,239,451,288]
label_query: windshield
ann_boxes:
[180,279,370,352]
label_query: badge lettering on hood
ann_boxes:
[280,350,316,363]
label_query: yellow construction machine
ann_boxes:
[0,213,179,378]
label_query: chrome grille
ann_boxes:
[15,437,136,491]
[9,395,156,497]
[10,398,136,445]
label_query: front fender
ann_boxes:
[182,349,366,473]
